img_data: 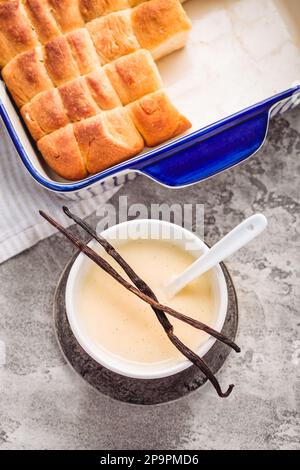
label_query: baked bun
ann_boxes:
[74,108,144,174]
[23,0,61,44]
[59,77,99,122]
[85,69,121,110]
[38,124,88,180]
[79,0,130,22]
[131,0,191,60]
[21,88,69,140]
[44,36,80,87]
[87,10,140,64]
[0,0,39,68]
[66,28,101,75]
[128,90,191,147]
[104,49,162,105]
[47,0,84,32]
[2,48,53,107]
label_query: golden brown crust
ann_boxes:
[79,0,129,22]
[85,69,121,110]
[128,90,191,147]
[104,49,162,105]
[131,0,191,55]
[23,0,61,44]
[2,48,53,107]
[87,10,140,64]
[66,28,100,75]
[48,0,84,32]
[0,35,13,71]
[38,124,88,180]
[44,36,80,86]
[21,88,69,140]
[0,0,39,68]
[74,108,144,174]
[128,0,146,6]
[59,77,99,122]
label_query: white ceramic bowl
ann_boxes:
[65,219,228,380]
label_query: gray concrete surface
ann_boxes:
[0,108,299,450]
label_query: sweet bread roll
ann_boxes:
[87,10,140,64]
[1,0,193,182]
[131,0,191,60]
[74,108,144,174]
[85,69,121,110]
[127,90,191,147]
[2,48,53,107]
[38,124,88,180]
[59,77,99,122]
[104,49,162,105]
[48,0,84,32]
[0,0,39,68]
[66,28,101,75]
[23,0,61,44]
[79,0,129,22]
[21,89,69,140]
[44,36,80,87]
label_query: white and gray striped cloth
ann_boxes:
[0,121,130,264]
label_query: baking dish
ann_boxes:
[1,0,300,193]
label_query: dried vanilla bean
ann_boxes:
[40,210,237,397]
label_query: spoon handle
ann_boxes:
[166,214,268,298]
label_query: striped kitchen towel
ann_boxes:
[0,121,133,264]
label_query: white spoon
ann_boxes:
[165,214,268,298]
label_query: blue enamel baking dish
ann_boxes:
[1,0,300,193]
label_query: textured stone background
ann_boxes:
[0,108,299,450]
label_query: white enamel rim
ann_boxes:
[65,219,228,380]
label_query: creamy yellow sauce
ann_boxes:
[76,239,217,364]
